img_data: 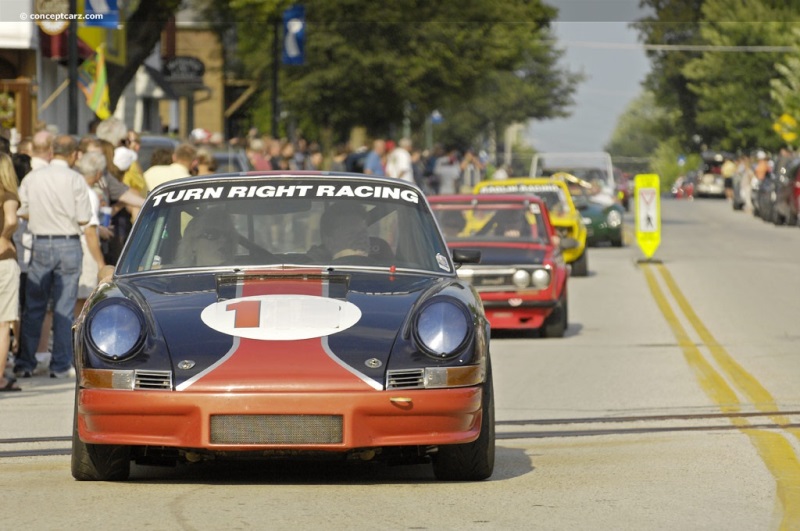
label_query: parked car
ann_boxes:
[72,172,494,481]
[671,172,697,200]
[772,158,800,226]
[429,194,571,337]
[696,151,732,198]
[556,172,625,247]
[474,177,589,276]
[753,171,779,223]
[212,148,253,173]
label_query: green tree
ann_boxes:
[633,0,706,150]
[605,90,670,158]
[649,137,701,191]
[107,0,183,111]
[203,0,580,149]
[682,1,795,152]
[435,41,583,149]
[771,26,800,146]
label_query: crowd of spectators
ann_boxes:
[235,130,502,196]
[1,120,507,390]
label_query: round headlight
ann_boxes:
[414,300,471,359]
[531,269,551,289]
[512,269,530,288]
[606,209,622,228]
[88,302,144,360]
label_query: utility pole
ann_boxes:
[271,17,280,138]
[67,0,78,134]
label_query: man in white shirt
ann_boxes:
[144,143,198,193]
[16,135,92,379]
[29,130,53,171]
[386,138,414,183]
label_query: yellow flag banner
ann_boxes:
[77,45,111,120]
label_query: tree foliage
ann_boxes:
[682,0,795,152]
[605,90,668,158]
[633,0,705,150]
[634,0,800,154]
[107,0,182,111]
[202,0,581,148]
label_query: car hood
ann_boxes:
[112,268,449,392]
[575,201,605,219]
[447,242,547,265]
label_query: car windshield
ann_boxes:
[117,177,452,275]
[566,184,591,208]
[431,201,550,244]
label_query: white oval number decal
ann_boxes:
[201,294,362,341]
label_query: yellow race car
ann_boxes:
[474,178,589,276]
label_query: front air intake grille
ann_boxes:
[134,370,172,390]
[386,369,425,389]
[210,415,343,445]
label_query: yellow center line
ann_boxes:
[641,263,800,529]
[657,264,800,444]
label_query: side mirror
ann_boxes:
[559,237,579,250]
[452,248,481,265]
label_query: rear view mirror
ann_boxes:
[452,249,481,265]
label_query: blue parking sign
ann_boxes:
[84,0,120,29]
[282,5,306,66]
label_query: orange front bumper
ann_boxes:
[484,307,549,329]
[480,291,556,330]
[77,385,484,452]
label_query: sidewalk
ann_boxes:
[0,375,74,440]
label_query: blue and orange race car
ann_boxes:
[72,172,494,481]
[429,194,571,337]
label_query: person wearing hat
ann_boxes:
[754,150,771,181]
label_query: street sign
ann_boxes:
[634,173,661,260]
[282,4,306,65]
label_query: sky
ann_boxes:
[526,1,652,153]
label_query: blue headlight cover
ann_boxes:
[88,303,143,359]
[415,300,470,358]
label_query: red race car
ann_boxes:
[429,194,572,337]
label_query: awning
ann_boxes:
[136,64,178,100]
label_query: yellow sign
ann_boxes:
[634,173,661,259]
[772,113,798,143]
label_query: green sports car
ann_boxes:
[562,175,625,247]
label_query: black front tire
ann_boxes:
[71,399,131,481]
[571,250,589,277]
[542,294,567,338]
[432,361,495,481]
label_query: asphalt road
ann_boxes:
[2,196,799,530]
